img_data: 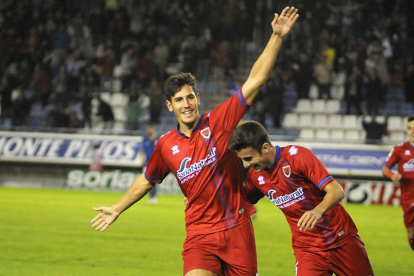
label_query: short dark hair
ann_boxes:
[228,121,273,153]
[408,115,414,123]
[164,72,197,101]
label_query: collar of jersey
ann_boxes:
[176,115,202,136]
[269,146,282,169]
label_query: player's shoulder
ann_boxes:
[281,145,311,156]
[394,141,410,150]
[156,129,176,145]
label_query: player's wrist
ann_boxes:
[386,171,394,179]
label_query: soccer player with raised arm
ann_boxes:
[382,115,414,252]
[91,7,299,276]
[228,121,375,276]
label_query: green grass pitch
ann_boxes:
[0,187,411,275]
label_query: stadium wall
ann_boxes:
[0,131,401,205]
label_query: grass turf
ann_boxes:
[0,187,411,275]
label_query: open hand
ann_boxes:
[272,6,299,38]
[91,206,119,232]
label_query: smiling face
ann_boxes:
[407,119,414,144]
[236,144,273,172]
[166,84,201,132]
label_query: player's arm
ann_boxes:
[242,6,298,104]
[91,173,155,232]
[382,165,402,182]
[297,180,344,231]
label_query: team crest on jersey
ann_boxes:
[282,165,291,177]
[257,176,265,185]
[200,127,211,139]
[405,150,411,155]
[171,145,180,155]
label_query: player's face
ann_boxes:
[166,84,200,129]
[236,145,273,172]
[407,120,414,144]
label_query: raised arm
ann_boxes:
[91,173,155,232]
[297,180,344,231]
[242,6,299,104]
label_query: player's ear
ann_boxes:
[262,143,270,154]
[196,93,201,106]
[166,100,173,112]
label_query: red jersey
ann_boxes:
[384,141,414,204]
[245,145,358,251]
[145,90,256,236]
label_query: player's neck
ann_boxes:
[178,118,200,137]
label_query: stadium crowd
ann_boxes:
[0,0,413,133]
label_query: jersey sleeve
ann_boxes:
[291,146,334,191]
[244,170,265,204]
[209,88,250,132]
[144,139,170,184]
[384,145,400,168]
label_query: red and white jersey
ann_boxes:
[145,89,255,236]
[384,141,414,204]
[245,145,358,251]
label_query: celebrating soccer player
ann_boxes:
[228,121,375,276]
[91,6,299,276]
[382,115,414,252]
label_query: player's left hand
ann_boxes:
[272,6,299,38]
[297,209,322,231]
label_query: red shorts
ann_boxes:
[182,219,257,276]
[401,202,414,228]
[294,235,374,276]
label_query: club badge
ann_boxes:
[200,127,211,139]
[282,165,291,177]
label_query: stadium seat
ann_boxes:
[299,128,314,140]
[389,131,405,142]
[400,102,414,117]
[100,92,111,102]
[297,113,313,128]
[295,99,311,113]
[311,99,326,113]
[111,93,128,107]
[315,129,330,140]
[113,107,126,122]
[342,115,361,130]
[328,114,343,128]
[344,129,361,141]
[387,116,403,131]
[330,129,344,141]
[282,113,298,128]
[308,83,319,99]
[326,99,341,114]
[313,114,328,128]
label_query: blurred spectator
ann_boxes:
[404,64,414,104]
[364,68,382,115]
[153,38,170,78]
[344,65,363,115]
[0,76,13,121]
[119,46,136,91]
[148,78,163,124]
[98,48,117,92]
[313,53,332,99]
[362,114,388,144]
[95,94,114,131]
[11,89,31,128]
[81,92,93,128]
[126,91,141,131]
[293,53,313,99]
[266,68,285,129]
[34,63,53,106]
